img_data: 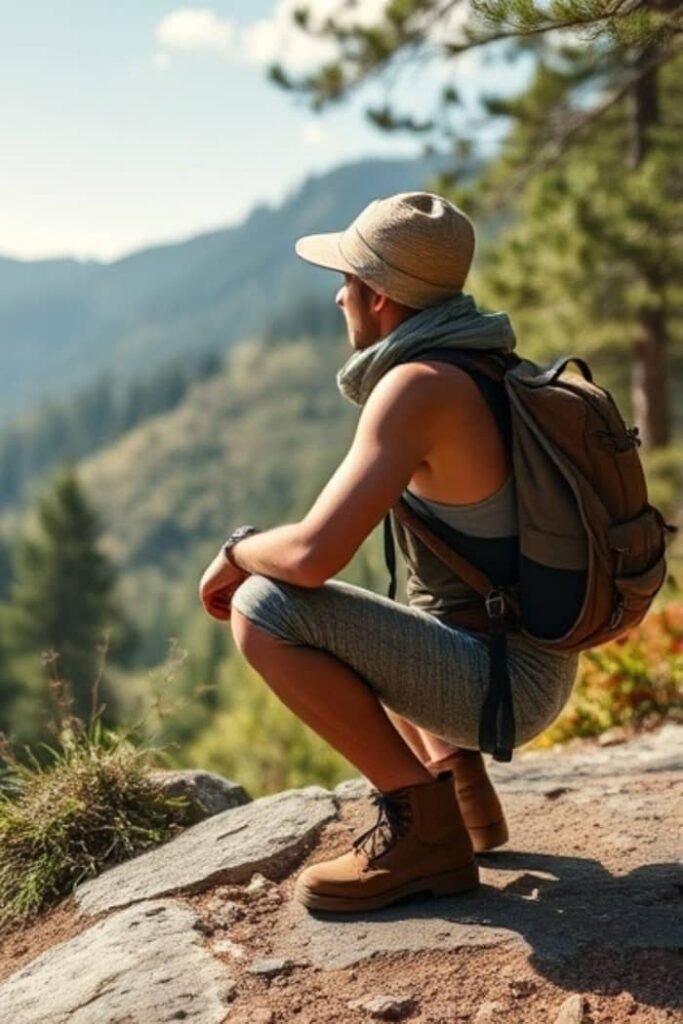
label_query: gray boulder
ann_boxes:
[147,768,251,824]
[75,785,337,916]
[0,900,236,1024]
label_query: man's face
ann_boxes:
[335,274,381,350]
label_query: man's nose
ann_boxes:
[335,285,345,308]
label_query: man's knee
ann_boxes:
[230,604,256,653]
[230,574,299,656]
[231,610,283,672]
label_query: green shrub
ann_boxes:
[526,598,683,750]
[0,718,187,929]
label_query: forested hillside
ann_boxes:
[0,155,454,423]
[0,349,223,511]
[0,134,678,789]
[75,330,379,661]
[0,323,396,777]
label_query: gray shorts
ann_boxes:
[231,575,579,751]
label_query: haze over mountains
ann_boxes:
[0,155,455,424]
[0,154,460,642]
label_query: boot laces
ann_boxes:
[351,790,411,864]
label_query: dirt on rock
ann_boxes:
[185,761,682,1024]
[1,727,680,1024]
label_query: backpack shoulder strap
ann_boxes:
[404,346,519,380]
[393,499,493,600]
[385,347,523,762]
[405,347,517,452]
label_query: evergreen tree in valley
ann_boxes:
[0,533,12,601]
[10,469,131,724]
[0,617,20,736]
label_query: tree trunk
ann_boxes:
[631,307,671,448]
[629,55,671,449]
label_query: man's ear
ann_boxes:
[370,290,389,314]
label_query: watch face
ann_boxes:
[229,525,255,545]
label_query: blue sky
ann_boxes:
[1,2,529,261]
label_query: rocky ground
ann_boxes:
[0,724,681,1024]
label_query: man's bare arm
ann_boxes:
[228,363,445,587]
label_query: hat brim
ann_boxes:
[295,232,355,274]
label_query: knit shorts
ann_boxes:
[231,575,579,751]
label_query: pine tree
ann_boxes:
[471,55,681,435]
[9,468,131,723]
[273,1,682,446]
[0,533,11,602]
[274,2,679,130]
[0,614,20,736]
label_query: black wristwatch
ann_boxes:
[223,525,259,569]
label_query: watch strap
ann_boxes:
[223,525,259,569]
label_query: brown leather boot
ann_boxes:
[426,749,509,852]
[293,770,479,913]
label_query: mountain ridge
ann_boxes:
[0,154,457,423]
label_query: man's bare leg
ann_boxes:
[381,706,431,762]
[231,608,435,793]
[382,706,461,767]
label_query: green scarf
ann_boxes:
[336,292,516,406]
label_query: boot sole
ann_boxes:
[469,818,509,853]
[294,861,479,913]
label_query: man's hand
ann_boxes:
[198,549,250,621]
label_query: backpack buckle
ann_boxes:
[609,597,625,630]
[485,589,506,620]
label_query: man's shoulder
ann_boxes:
[372,358,477,407]
[359,359,479,445]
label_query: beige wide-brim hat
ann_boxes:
[295,191,475,309]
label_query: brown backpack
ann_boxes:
[384,349,675,762]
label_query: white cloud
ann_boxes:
[155,8,234,55]
[237,1,480,77]
[299,121,332,148]
[241,0,392,71]
[427,3,471,48]
[241,6,335,70]
[426,5,488,80]
[151,2,476,78]
[240,17,286,67]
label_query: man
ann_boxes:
[199,192,577,913]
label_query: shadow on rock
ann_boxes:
[303,850,682,1011]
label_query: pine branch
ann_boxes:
[446,0,662,53]
[489,41,682,207]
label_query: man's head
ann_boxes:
[295,191,475,347]
[333,272,417,350]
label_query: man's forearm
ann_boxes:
[229,522,321,587]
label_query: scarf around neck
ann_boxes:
[336,291,516,407]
